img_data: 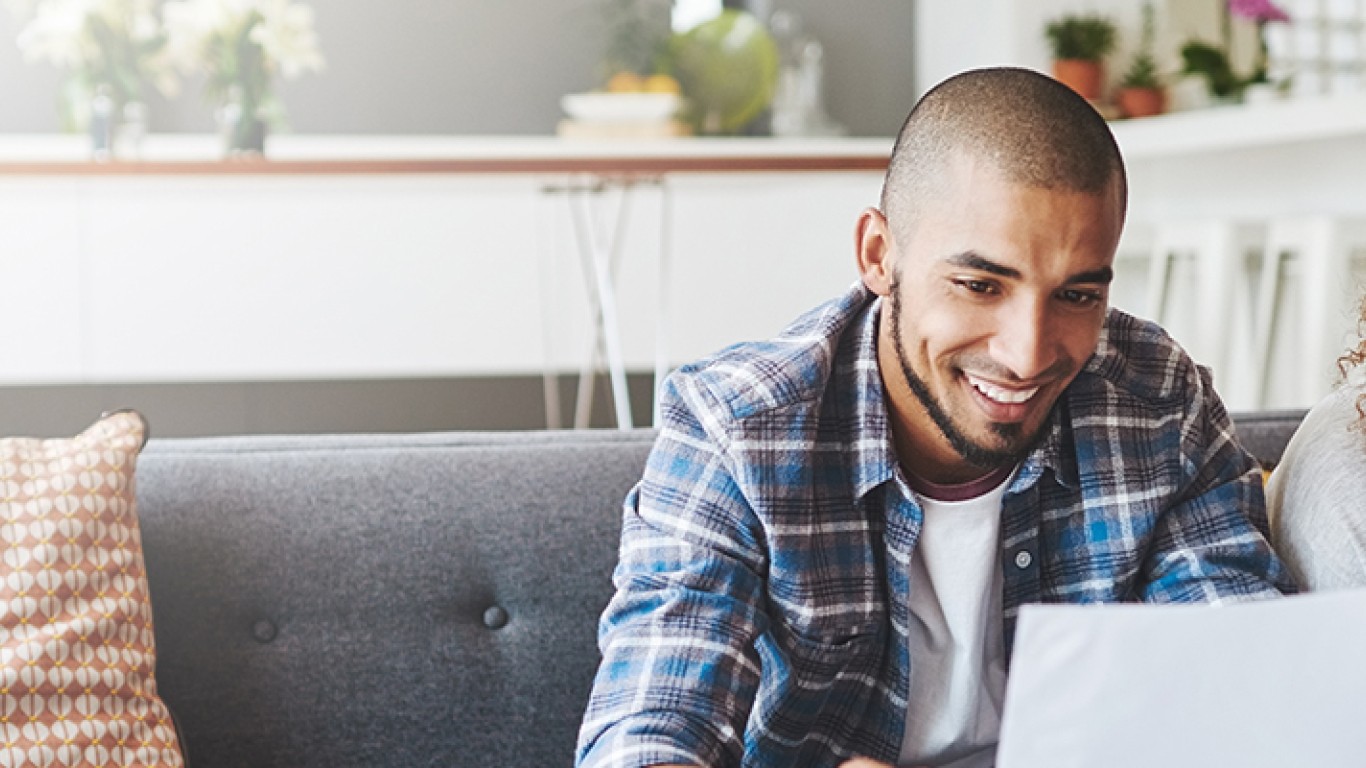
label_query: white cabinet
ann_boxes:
[0,179,83,382]
[80,175,547,380]
[0,143,885,384]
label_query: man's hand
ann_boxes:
[839,759,895,768]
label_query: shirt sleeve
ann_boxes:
[1139,363,1299,602]
[576,372,769,768]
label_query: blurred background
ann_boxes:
[3,0,1366,437]
[0,0,916,136]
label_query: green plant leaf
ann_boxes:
[1045,14,1118,61]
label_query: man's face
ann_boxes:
[867,151,1123,483]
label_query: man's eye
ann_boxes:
[955,279,995,295]
[1060,288,1103,307]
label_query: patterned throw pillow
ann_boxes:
[0,411,184,767]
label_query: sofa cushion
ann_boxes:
[1230,409,1309,469]
[0,411,184,767]
[137,428,655,768]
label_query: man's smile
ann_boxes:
[964,373,1040,404]
[962,372,1042,424]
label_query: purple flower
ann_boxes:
[1229,0,1291,22]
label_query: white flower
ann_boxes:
[248,0,323,78]
[15,0,178,96]
[162,0,324,79]
[127,0,161,44]
[2,0,40,18]
[15,0,99,69]
[160,0,216,72]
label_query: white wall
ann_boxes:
[0,1,915,137]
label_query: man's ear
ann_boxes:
[855,207,895,297]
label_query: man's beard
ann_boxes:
[887,276,1049,471]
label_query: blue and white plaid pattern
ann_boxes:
[577,283,1294,768]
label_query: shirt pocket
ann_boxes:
[777,619,881,660]
[749,621,885,763]
[764,570,886,678]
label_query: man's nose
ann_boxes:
[990,300,1058,381]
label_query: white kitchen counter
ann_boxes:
[5,90,1366,168]
[0,134,893,172]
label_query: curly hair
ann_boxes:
[1338,296,1366,424]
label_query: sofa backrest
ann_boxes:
[1229,409,1308,468]
[137,429,657,768]
[135,412,1305,768]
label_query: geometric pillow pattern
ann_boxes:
[0,412,184,766]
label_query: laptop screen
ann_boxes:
[996,589,1366,768]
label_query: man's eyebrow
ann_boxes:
[1068,266,1114,285]
[946,252,1115,286]
[945,251,1019,279]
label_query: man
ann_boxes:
[576,68,1293,768]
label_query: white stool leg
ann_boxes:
[1194,225,1236,381]
[1197,222,1266,409]
[1297,216,1366,404]
[1295,217,1338,404]
[1145,229,1176,326]
[536,178,564,429]
[1109,220,1154,319]
[653,178,672,427]
[1145,221,1264,405]
[1252,227,1290,409]
[568,180,635,430]
[1256,215,1366,408]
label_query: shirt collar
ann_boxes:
[838,286,898,500]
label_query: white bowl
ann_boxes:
[560,92,682,123]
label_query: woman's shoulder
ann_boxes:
[1288,386,1365,456]
[1267,385,1366,590]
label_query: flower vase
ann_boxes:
[1116,86,1164,118]
[85,85,148,161]
[114,100,148,160]
[217,88,268,157]
[88,85,115,162]
[1052,58,1104,102]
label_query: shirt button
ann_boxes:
[1014,550,1033,569]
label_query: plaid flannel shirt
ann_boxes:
[577,283,1294,768]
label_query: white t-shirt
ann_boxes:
[897,466,1014,768]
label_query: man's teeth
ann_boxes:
[967,376,1039,404]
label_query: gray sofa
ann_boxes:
[134,411,1307,768]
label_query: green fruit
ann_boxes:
[670,10,779,134]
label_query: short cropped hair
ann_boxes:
[881,67,1127,234]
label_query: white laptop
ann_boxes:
[996,588,1366,768]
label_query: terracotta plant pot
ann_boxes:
[1052,58,1104,101]
[1117,86,1165,118]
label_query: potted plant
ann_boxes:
[1179,40,1241,102]
[12,0,175,158]
[1229,0,1291,100]
[1045,13,1117,101]
[162,0,325,156]
[599,0,672,85]
[1117,3,1164,118]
